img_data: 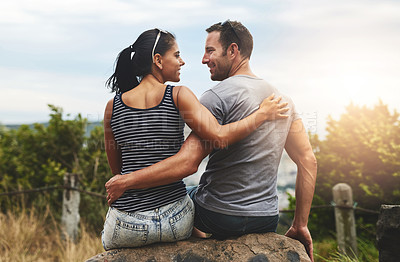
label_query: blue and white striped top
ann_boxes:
[110,85,187,212]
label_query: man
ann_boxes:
[106,21,317,261]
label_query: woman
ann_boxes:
[101,28,288,250]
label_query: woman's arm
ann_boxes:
[174,86,288,148]
[104,98,122,175]
[105,87,287,204]
[105,132,211,205]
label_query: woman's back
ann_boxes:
[110,85,186,213]
[102,28,287,249]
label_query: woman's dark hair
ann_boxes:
[106,29,176,94]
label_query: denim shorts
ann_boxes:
[101,194,194,250]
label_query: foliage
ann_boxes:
[285,191,336,240]
[314,237,378,262]
[311,101,400,211]
[283,101,399,257]
[306,100,400,242]
[0,105,110,230]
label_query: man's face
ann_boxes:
[202,31,231,81]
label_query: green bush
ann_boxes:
[0,105,110,231]
[284,101,398,260]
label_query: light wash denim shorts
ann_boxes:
[101,194,194,250]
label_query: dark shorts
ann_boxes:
[186,186,279,240]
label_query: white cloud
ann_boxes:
[0,0,258,52]
[0,67,112,123]
[249,0,400,136]
[271,0,400,29]
[1,0,399,133]
[0,0,260,29]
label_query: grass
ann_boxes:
[0,207,104,262]
[278,215,379,262]
[314,237,379,262]
[0,207,379,262]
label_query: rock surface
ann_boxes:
[86,232,310,262]
[376,205,400,262]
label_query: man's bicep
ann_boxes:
[179,132,213,165]
[284,119,312,163]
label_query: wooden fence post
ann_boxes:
[332,183,358,257]
[61,173,80,242]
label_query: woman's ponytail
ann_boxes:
[106,29,176,94]
[106,46,140,94]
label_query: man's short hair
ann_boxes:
[206,20,253,59]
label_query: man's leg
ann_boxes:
[244,215,279,234]
[196,206,279,239]
[186,186,211,238]
[186,187,245,239]
[187,186,279,239]
[193,201,279,239]
[193,204,247,239]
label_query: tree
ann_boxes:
[308,100,400,238]
[0,105,109,230]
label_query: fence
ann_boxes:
[0,174,381,257]
[0,173,105,242]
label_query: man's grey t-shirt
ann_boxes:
[196,75,300,217]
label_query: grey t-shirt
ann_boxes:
[196,75,300,216]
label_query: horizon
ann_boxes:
[1,0,400,138]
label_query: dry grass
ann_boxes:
[0,207,379,262]
[0,207,104,262]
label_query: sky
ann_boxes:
[1,0,399,137]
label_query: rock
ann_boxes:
[86,232,310,262]
[376,205,400,262]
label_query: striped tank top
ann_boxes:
[110,85,187,212]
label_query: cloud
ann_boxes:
[271,0,400,29]
[0,0,262,30]
[248,0,400,136]
[0,66,111,123]
[1,0,399,132]
[0,0,259,55]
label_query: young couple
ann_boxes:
[101,20,317,262]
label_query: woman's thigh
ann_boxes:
[101,195,194,250]
[101,207,151,250]
[159,194,195,242]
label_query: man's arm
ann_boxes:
[104,99,122,175]
[175,86,288,149]
[105,132,212,205]
[284,119,317,262]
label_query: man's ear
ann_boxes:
[154,54,163,70]
[228,43,239,58]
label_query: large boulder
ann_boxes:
[86,232,310,262]
[376,205,400,262]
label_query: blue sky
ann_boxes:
[1,0,399,137]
